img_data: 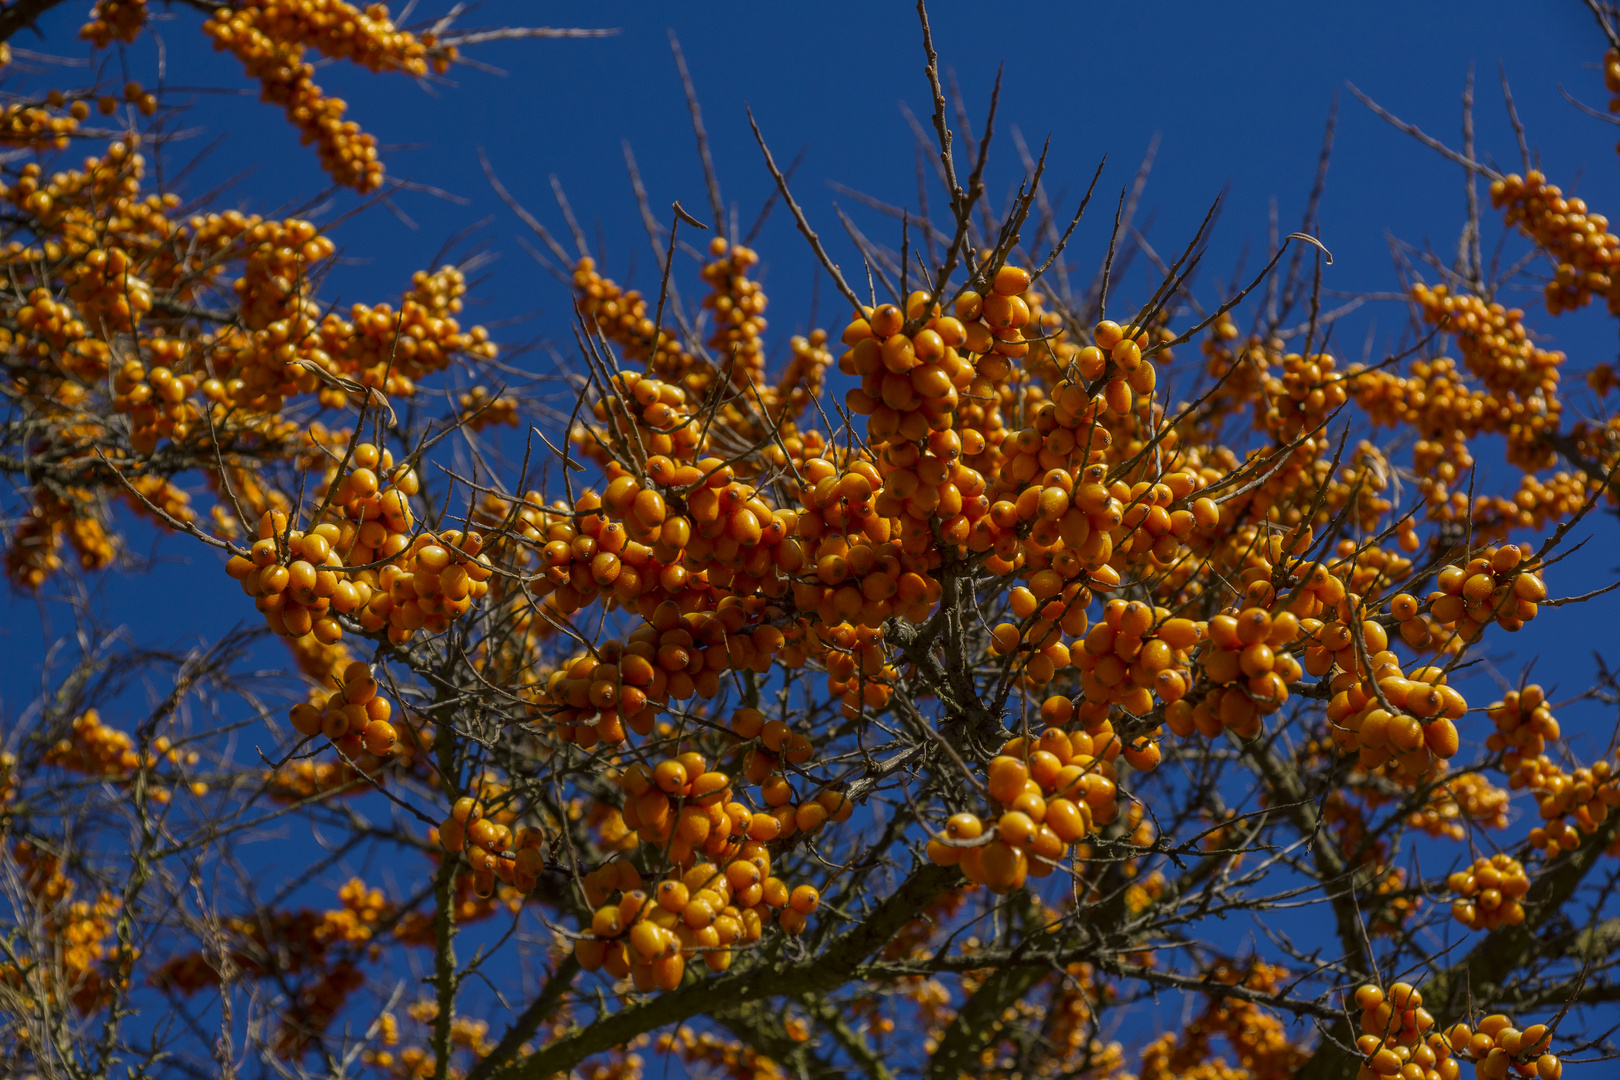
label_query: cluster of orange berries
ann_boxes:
[42,708,196,784]
[810,621,902,718]
[618,751,759,861]
[1447,854,1530,931]
[229,511,359,645]
[62,245,153,335]
[574,258,709,395]
[266,758,368,802]
[288,659,399,755]
[1490,171,1620,315]
[576,244,829,432]
[731,707,854,837]
[457,385,518,430]
[528,598,783,747]
[209,261,490,420]
[108,215,335,418]
[2,139,144,264]
[1350,356,1549,479]
[435,795,548,897]
[793,456,941,628]
[1352,988,1564,1080]
[322,267,495,396]
[574,855,816,990]
[212,213,332,325]
[774,330,835,421]
[1200,315,1271,420]
[4,489,114,588]
[1385,281,1567,475]
[1412,284,1562,402]
[556,731,846,990]
[1428,545,1546,640]
[1323,646,1466,780]
[582,372,703,467]
[225,446,493,647]
[3,841,128,1014]
[267,686,427,796]
[1408,773,1511,839]
[925,728,1121,892]
[1508,754,1620,857]
[603,456,798,598]
[0,98,83,150]
[987,450,1141,575]
[1262,350,1352,440]
[1485,685,1561,762]
[203,1,450,191]
[1136,961,1307,1080]
[1351,983,1443,1079]
[530,645,657,749]
[701,239,769,387]
[987,578,1087,689]
[9,286,94,365]
[374,528,493,639]
[971,389,1177,572]
[232,0,453,77]
[1443,1014,1562,1080]
[81,0,148,47]
[112,359,198,455]
[1179,606,1304,738]
[842,295,977,444]
[363,1001,500,1079]
[129,477,188,537]
[0,83,149,149]
[1069,601,1190,718]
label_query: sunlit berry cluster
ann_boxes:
[457,385,519,430]
[732,707,854,838]
[1425,545,1546,641]
[1443,1014,1562,1080]
[1407,772,1511,839]
[288,659,399,754]
[1491,171,1620,315]
[5,489,114,588]
[1351,982,1442,1079]
[437,795,548,897]
[1448,853,1530,931]
[226,446,492,648]
[1175,606,1303,739]
[1485,685,1561,763]
[81,0,148,47]
[925,728,1119,892]
[1508,753,1620,857]
[1323,645,1465,781]
[112,358,198,455]
[573,851,809,989]
[202,1,453,191]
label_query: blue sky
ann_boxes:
[6,0,1620,1070]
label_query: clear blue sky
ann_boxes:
[5,0,1620,1068]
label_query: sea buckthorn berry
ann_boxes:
[993,265,1031,296]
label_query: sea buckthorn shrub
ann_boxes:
[8,5,1620,1080]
